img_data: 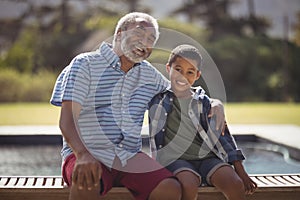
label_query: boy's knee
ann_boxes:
[181,181,199,195]
[149,178,182,200]
[161,178,182,194]
[233,177,245,191]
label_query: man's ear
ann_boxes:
[116,29,122,40]
[166,63,171,73]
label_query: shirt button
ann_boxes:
[118,144,123,148]
[162,129,165,132]
[164,113,168,116]
[158,145,163,148]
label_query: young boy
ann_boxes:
[148,44,257,200]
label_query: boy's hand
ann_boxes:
[209,98,225,133]
[234,161,257,195]
[238,171,257,194]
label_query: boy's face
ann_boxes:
[167,56,201,93]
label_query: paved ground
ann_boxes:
[0,124,299,151]
[228,124,300,151]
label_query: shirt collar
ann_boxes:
[99,42,121,70]
[99,42,143,71]
[163,86,206,100]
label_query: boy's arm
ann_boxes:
[224,121,257,194]
[209,98,225,132]
[233,161,257,194]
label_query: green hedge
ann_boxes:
[0,69,56,102]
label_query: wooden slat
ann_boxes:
[290,175,300,182]
[274,176,296,186]
[1,175,300,200]
[255,176,275,186]
[53,177,64,187]
[282,175,300,185]
[5,177,18,187]
[25,177,36,187]
[44,177,55,187]
[0,177,9,187]
[3,175,300,188]
[250,176,266,186]
[35,177,45,187]
[15,177,27,187]
[268,176,286,185]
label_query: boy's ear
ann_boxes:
[197,70,201,79]
[166,63,171,73]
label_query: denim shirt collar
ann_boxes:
[162,86,206,102]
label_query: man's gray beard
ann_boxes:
[121,41,144,64]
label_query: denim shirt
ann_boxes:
[148,86,245,164]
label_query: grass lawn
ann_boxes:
[224,102,300,125]
[0,102,299,126]
[0,103,60,125]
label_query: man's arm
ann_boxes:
[59,101,102,190]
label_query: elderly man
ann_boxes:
[51,12,182,200]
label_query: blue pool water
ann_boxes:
[238,141,300,174]
[0,142,300,176]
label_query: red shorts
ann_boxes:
[62,152,174,200]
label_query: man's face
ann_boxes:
[120,20,156,63]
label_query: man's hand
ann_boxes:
[209,98,225,133]
[72,151,102,191]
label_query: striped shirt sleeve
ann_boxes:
[50,54,90,106]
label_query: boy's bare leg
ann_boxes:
[176,170,200,200]
[211,166,246,200]
[148,177,182,200]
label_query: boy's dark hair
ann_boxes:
[168,44,203,70]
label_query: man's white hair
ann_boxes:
[112,12,160,47]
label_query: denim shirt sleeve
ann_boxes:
[148,93,165,158]
[148,91,173,158]
[220,123,245,164]
[201,96,245,164]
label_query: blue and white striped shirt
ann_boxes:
[50,42,169,168]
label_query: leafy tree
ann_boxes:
[293,11,300,46]
[0,0,100,73]
[172,0,270,40]
[207,35,300,102]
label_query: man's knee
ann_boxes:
[69,184,101,200]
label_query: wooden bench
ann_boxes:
[1,174,300,200]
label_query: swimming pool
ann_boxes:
[238,141,300,174]
[0,145,61,176]
[0,140,299,176]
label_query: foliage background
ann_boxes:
[0,0,299,102]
